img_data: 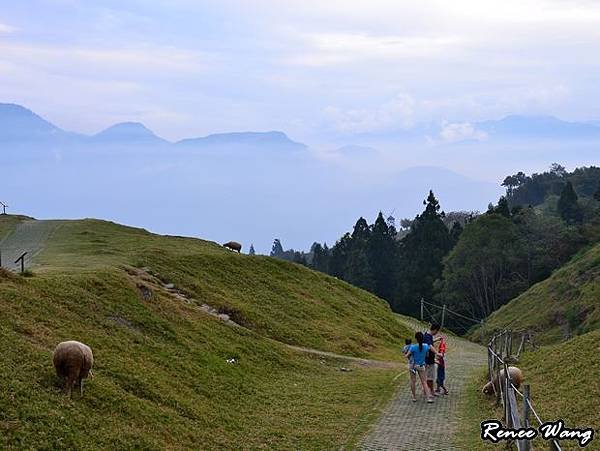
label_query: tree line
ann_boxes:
[270,165,600,330]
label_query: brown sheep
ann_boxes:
[223,241,242,253]
[53,341,94,397]
[482,366,524,395]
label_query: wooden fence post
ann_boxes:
[517,334,526,358]
[504,363,510,423]
[524,384,531,451]
[14,252,27,274]
[420,298,424,322]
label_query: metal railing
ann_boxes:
[488,330,562,451]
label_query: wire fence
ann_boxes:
[488,330,562,451]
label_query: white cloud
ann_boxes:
[286,32,462,66]
[323,94,415,133]
[0,22,16,33]
[0,42,209,77]
[440,121,488,143]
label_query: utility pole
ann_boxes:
[441,304,447,328]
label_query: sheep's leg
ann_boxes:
[80,378,84,396]
[65,377,74,398]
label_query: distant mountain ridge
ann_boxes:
[3,102,600,148]
[476,114,600,140]
[176,131,306,150]
[92,122,168,146]
[0,103,66,141]
[0,102,305,150]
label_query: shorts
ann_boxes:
[426,364,436,381]
[412,364,426,375]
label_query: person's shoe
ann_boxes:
[412,397,417,402]
[427,398,434,403]
[443,388,449,395]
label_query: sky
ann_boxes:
[2,0,600,144]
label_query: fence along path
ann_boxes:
[487,330,562,451]
[360,315,486,450]
[0,220,61,271]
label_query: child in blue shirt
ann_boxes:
[405,332,437,403]
[402,338,415,374]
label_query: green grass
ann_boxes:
[455,330,600,450]
[475,243,600,345]
[35,218,410,359]
[0,215,29,241]
[0,216,411,448]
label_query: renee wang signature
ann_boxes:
[481,419,595,447]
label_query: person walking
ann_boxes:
[435,336,449,395]
[423,323,440,395]
[406,331,437,403]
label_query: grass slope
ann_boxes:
[456,330,600,450]
[478,243,600,345]
[0,216,412,448]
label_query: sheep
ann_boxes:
[482,366,524,395]
[223,241,242,253]
[53,341,94,397]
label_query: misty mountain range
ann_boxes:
[1,102,599,252]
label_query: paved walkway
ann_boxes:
[0,220,60,271]
[360,320,486,451]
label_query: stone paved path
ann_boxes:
[0,220,60,271]
[360,318,486,451]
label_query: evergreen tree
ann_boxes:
[329,233,352,278]
[367,212,397,301]
[496,196,511,218]
[270,239,284,257]
[311,242,330,273]
[293,251,307,266]
[594,180,600,202]
[249,244,256,255]
[557,181,583,224]
[344,217,374,291]
[394,191,452,315]
[449,221,464,245]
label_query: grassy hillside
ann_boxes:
[0,216,413,448]
[456,330,600,450]
[477,243,600,345]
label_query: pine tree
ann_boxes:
[343,218,374,290]
[557,181,583,224]
[495,196,511,218]
[270,239,284,257]
[249,244,256,255]
[330,233,352,278]
[367,212,397,301]
[311,242,330,273]
[594,180,600,202]
[394,191,452,315]
[449,221,464,245]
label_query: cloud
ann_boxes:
[0,22,16,33]
[286,32,462,66]
[440,121,488,143]
[323,94,415,133]
[0,42,209,78]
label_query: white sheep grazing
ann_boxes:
[53,341,94,397]
[482,366,524,395]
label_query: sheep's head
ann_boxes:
[482,382,494,395]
